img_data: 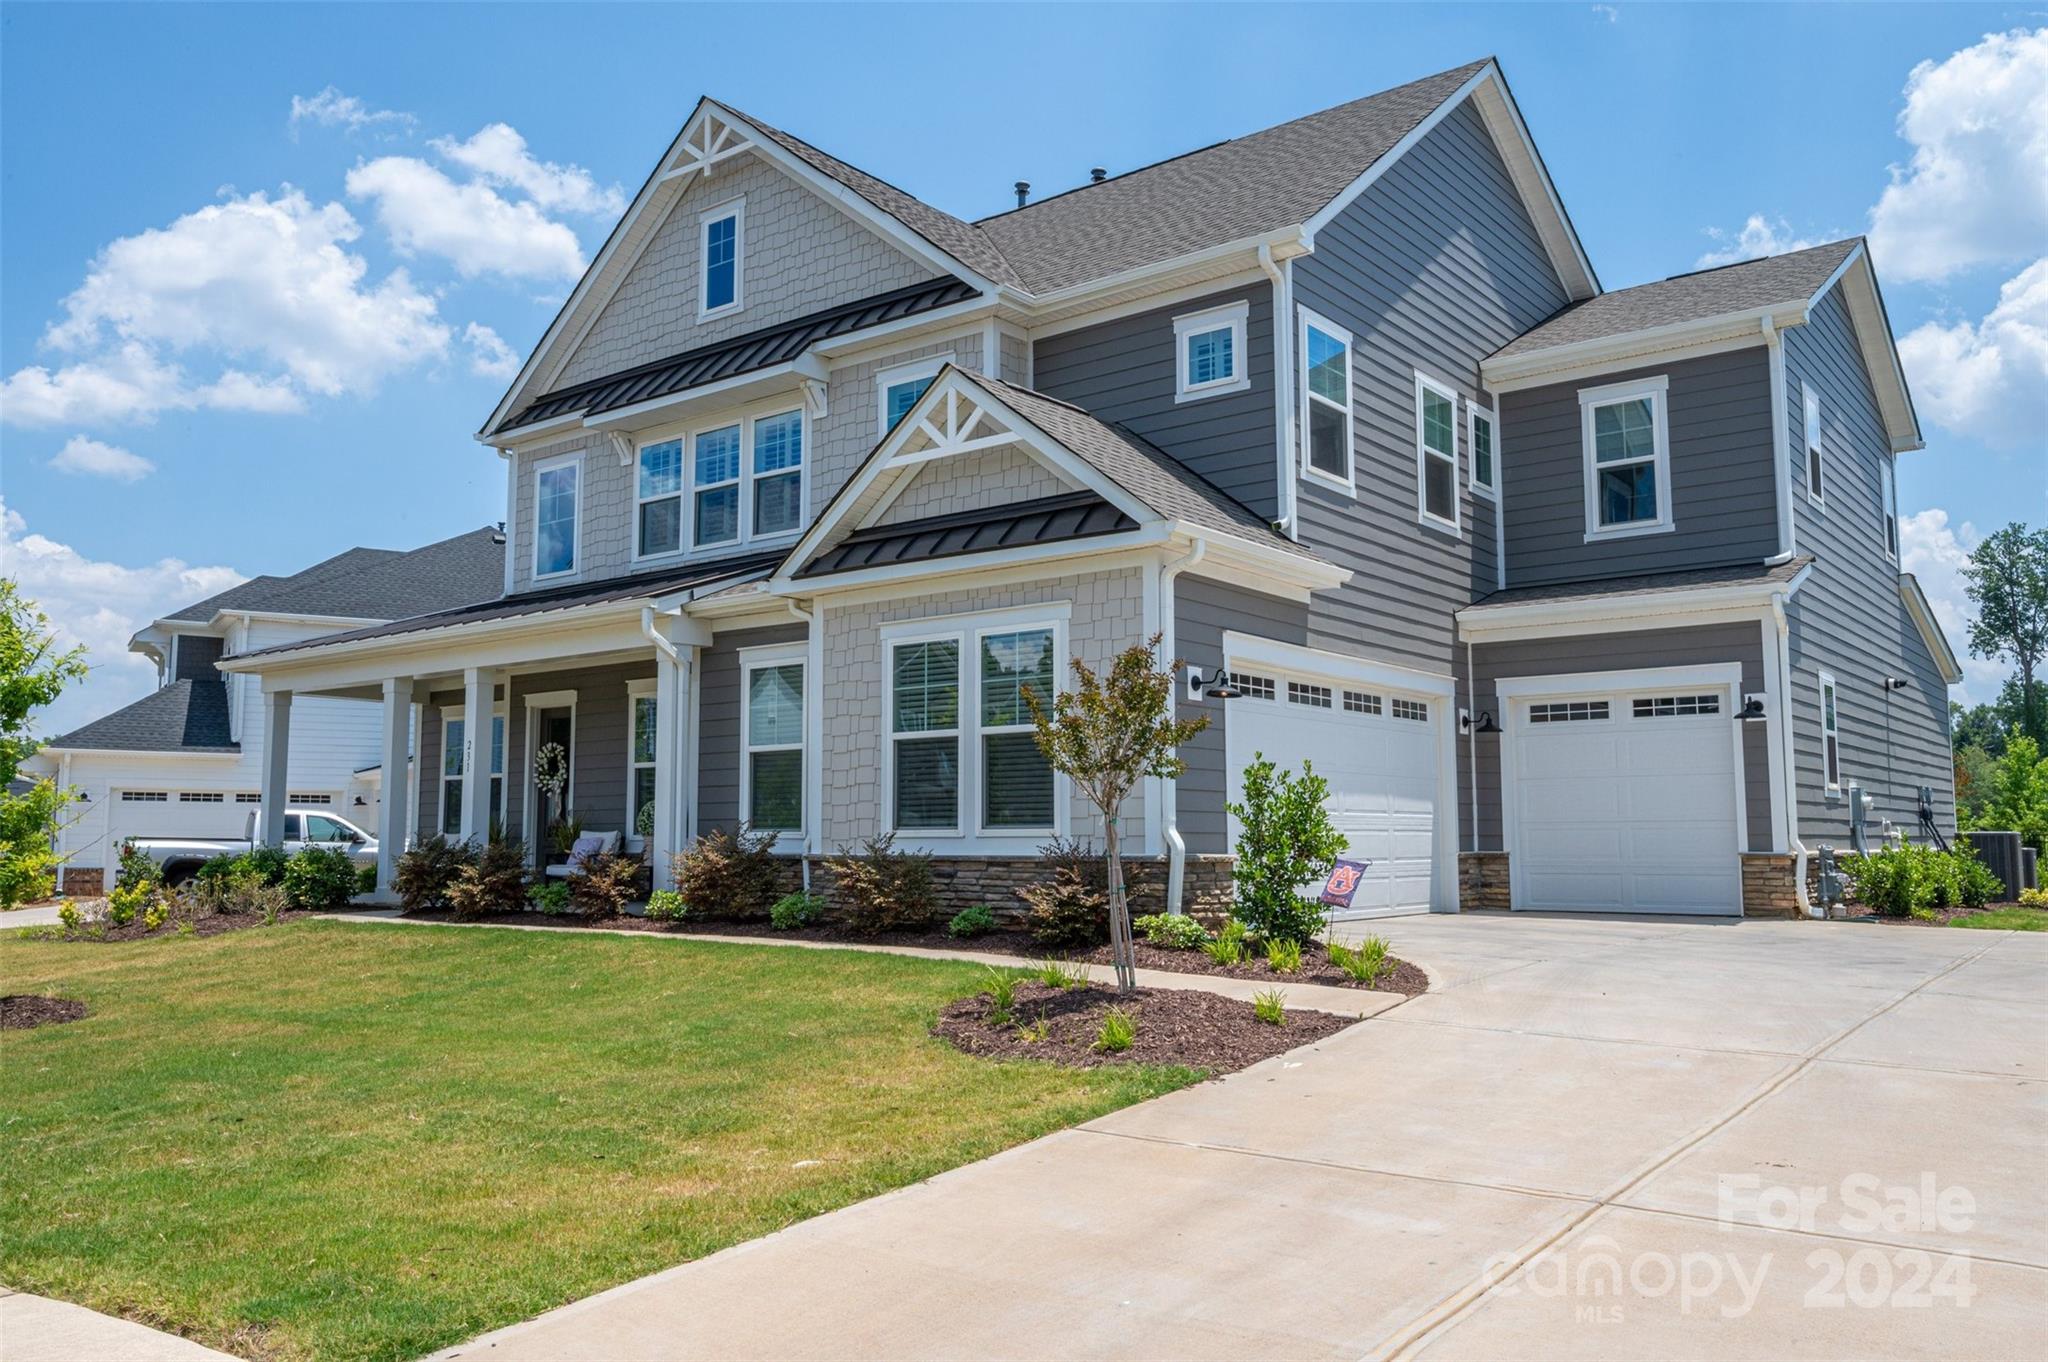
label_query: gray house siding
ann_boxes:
[1783,284,1953,845]
[697,623,808,838]
[1498,348,1781,586]
[1032,286,1278,520]
[1465,621,1773,853]
[1292,98,1571,677]
[1173,576,1310,855]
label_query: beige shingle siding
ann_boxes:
[811,334,984,524]
[874,447,1075,527]
[555,151,942,389]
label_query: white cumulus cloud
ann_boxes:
[1867,28,2048,283]
[2,503,246,742]
[1696,214,1821,268]
[463,323,521,379]
[347,156,587,282]
[48,435,155,483]
[1898,507,2012,704]
[1897,257,2048,450]
[289,86,415,137]
[432,123,625,217]
[3,188,449,428]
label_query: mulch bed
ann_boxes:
[931,980,1359,1073]
[2,994,89,1029]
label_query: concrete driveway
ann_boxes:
[439,915,2047,1361]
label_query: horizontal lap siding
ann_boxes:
[1784,285,1954,844]
[1467,622,1773,852]
[1174,577,1310,854]
[698,623,808,838]
[1501,349,1779,584]
[1293,99,1571,678]
[1032,287,1278,520]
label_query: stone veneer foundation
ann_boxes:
[1457,853,1511,910]
[1458,851,1807,917]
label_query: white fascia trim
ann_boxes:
[1827,246,1925,454]
[217,602,644,673]
[34,746,241,761]
[485,411,585,449]
[1493,661,1744,702]
[582,354,829,434]
[1483,305,1802,392]
[1220,632,1456,699]
[1457,567,1811,641]
[1899,574,1964,684]
[1015,228,1308,316]
[777,525,1174,597]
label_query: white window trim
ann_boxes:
[626,399,808,560]
[738,645,807,847]
[439,704,506,837]
[697,196,745,322]
[631,437,686,561]
[1172,301,1251,403]
[875,356,946,438]
[1579,374,1673,542]
[1298,306,1354,493]
[1818,669,1842,796]
[1881,454,1899,564]
[1468,399,1499,499]
[1414,371,1462,535]
[880,605,1071,853]
[531,451,582,581]
[1803,382,1825,508]
[625,678,659,852]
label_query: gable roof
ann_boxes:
[45,678,237,755]
[156,527,505,631]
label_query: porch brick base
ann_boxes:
[1740,854,1802,917]
[59,868,104,898]
[1459,852,1510,910]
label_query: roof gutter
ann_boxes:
[1457,565,1814,639]
[1482,301,1810,392]
[1258,242,1298,539]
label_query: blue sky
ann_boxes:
[4,2,2043,736]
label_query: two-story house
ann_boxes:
[35,527,503,894]
[224,58,1959,919]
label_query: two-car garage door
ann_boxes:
[1505,683,1743,915]
[1224,660,1442,918]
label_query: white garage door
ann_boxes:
[1507,687,1741,915]
[1225,666,1440,918]
[108,790,249,850]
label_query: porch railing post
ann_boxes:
[374,678,414,901]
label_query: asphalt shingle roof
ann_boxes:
[48,678,237,754]
[1493,240,1860,360]
[1464,557,1812,611]
[167,527,505,625]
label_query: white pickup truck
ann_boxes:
[128,809,379,884]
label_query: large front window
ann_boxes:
[534,458,579,577]
[1580,376,1671,538]
[891,640,960,831]
[979,629,1056,830]
[1301,310,1353,484]
[744,657,805,832]
[888,620,1062,840]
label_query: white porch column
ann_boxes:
[258,689,293,846]
[651,645,696,891]
[459,666,499,843]
[374,678,414,900]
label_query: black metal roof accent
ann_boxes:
[47,678,237,754]
[508,275,979,430]
[797,491,1138,579]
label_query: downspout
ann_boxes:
[1771,596,1818,917]
[1762,317,1797,566]
[1257,244,1297,539]
[1158,538,1206,914]
[786,598,817,893]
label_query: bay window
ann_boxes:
[1300,309,1353,486]
[1579,375,1671,539]
[742,653,805,833]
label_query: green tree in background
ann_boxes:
[0,581,88,905]
[1963,523,2048,749]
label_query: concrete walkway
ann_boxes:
[0,1288,239,1361]
[429,913,2048,1361]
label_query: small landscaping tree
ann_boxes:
[1025,635,1207,993]
[0,581,88,907]
[1227,754,1347,945]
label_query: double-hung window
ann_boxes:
[440,709,505,834]
[627,681,657,843]
[1818,670,1842,793]
[1300,309,1353,486]
[878,358,941,436]
[636,439,684,557]
[699,199,743,319]
[533,455,580,578]
[693,423,742,548]
[752,410,803,537]
[1579,375,1671,539]
[1174,302,1249,401]
[1469,401,1498,498]
[890,639,961,832]
[1415,374,1460,531]
[1881,455,1899,563]
[1804,383,1825,506]
[743,652,805,833]
[978,628,1056,831]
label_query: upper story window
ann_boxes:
[1299,308,1353,488]
[533,454,580,578]
[1469,402,1498,498]
[1173,302,1250,402]
[699,198,744,320]
[878,358,942,436]
[1882,455,1899,563]
[1578,374,1671,540]
[1803,383,1825,506]
[1415,374,1460,533]
[639,405,806,559]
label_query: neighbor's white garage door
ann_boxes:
[107,790,248,853]
[1507,687,1741,915]
[1225,666,1440,917]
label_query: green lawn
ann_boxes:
[1,921,1194,1362]
[1947,903,2048,929]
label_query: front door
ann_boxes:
[532,708,574,861]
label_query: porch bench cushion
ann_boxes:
[545,831,620,878]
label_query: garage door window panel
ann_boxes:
[1579,376,1672,540]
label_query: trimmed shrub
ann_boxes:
[355,863,378,896]
[1227,754,1346,944]
[1133,912,1209,950]
[769,890,826,931]
[1843,842,2005,917]
[568,851,642,921]
[1017,836,1108,948]
[947,904,998,939]
[827,834,937,934]
[240,845,291,885]
[393,838,478,913]
[669,824,782,921]
[115,838,160,892]
[643,888,685,922]
[530,880,574,916]
[282,846,359,910]
[446,840,529,921]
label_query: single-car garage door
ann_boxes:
[1506,684,1742,915]
[1225,663,1441,917]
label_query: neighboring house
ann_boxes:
[32,527,504,895]
[222,58,1959,920]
